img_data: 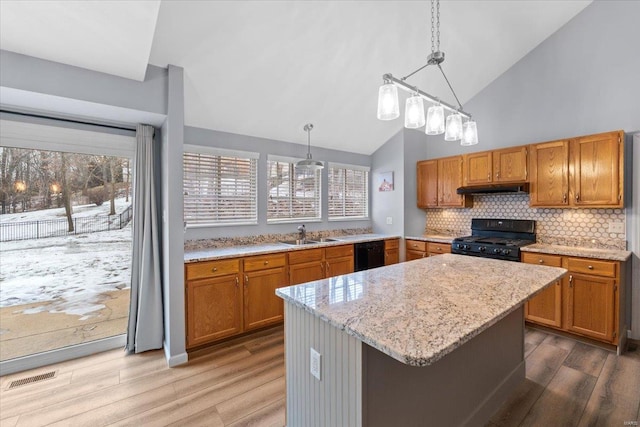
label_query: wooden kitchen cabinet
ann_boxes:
[384,238,400,265]
[417,156,470,209]
[405,239,427,261]
[493,146,528,183]
[523,252,624,348]
[185,259,242,348]
[464,151,492,186]
[426,242,451,257]
[289,245,355,285]
[325,244,354,277]
[417,160,438,208]
[522,253,562,328]
[529,130,623,208]
[243,254,287,331]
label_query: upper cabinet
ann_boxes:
[530,130,623,208]
[417,156,471,209]
[463,146,528,186]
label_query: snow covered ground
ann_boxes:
[0,199,132,319]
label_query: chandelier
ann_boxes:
[376,0,478,145]
[295,123,324,171]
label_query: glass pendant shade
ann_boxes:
[461,120,479,146]
[444,113,463,141]
[404,95,425,129]
[377,83,400,120]
[425,104,445,135]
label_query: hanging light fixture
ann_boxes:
[376,0,479,146]
[296,123,324,171]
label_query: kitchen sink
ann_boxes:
[279,240,319,246]
[318,237,339,242]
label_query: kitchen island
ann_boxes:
[276,253,566,426]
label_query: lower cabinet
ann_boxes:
[243,254,287,331]
[384,239,400,265]
[523,252,623,346]
[185,259,242,348]
[289,245,354,285]
[405,240,427,261]
[427,242,451,257]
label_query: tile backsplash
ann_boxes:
[425,194,626,250]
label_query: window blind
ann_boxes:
[267,157,321,222]
[183,149,258,226]
[328,163,369,220]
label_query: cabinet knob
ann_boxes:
[575,192,580,202]
[539,259,544,264]
[487,173,490,181]
[496,171,500,179]
[413,244,418,247]
[588,265,593,270]
[264,261,269,265]
[563,193,567,203]
[212,267,218,272]
[569,275,573,286]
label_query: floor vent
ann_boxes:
[8,371,56,389]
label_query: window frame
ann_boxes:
[267,155,322,224]
[183,144,259,228]
[327,162,370,221]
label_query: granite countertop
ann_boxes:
[521,244,631,261]
[184,234,401,263]
[276,253,566,367]
[405,234,457,244]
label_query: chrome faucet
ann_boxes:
[297,224,306,243]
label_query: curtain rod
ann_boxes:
[0,109,136,132]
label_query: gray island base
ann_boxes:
[276,254,567,427]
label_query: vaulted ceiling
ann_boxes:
[0,1,592,154]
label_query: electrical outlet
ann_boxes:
[386,216,393,225]
[310,348,321,380]
[608,221,625,234]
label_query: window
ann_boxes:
[267,155,321,222]
[183,145,258,226]
[328,163,369,220]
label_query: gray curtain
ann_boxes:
[126,124,163,353]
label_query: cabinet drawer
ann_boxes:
[522,253,562,267]
[385,239,399,250]
[426,242,451,254]
[288,248,323,265]
[567,257,616,277]
[325,244,353,259]
[185,258,240,281]
[244,253,287,272]
[406,240,427,252]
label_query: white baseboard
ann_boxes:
[0,335,126,376]
[164,344,188,367]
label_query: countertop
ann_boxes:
[405,234,457,244]
[276,253,566,367]
[521,244,631,261]
[184,233,401,263]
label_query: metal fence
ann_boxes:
[0,205,133,242]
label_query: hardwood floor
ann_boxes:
[1,327,638,426]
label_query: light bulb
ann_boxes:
[404,95,425,129]
[426,104,445,135]
[377,83,399,120]
[461,120,479,146]
[444,113,463,141]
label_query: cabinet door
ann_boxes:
[464,151,492,185]
[289,261,325,285]
[417,160,438,208]
[571,131,623,207]
[529,140,570,207]
[426,242,451,256]
[438,156,466,207]
[186,274,242,348]
[493,146,528,183]
[565,273,616,343]
[244,267,287,331]
[522,253,563,328]
[385,248,399,265]
[406,250,426,261]
[326,256,354,277]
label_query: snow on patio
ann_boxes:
[0,199,132,319]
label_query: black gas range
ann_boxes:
[451,219,536,262]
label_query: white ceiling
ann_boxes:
[0,1,592,154]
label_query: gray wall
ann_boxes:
[0,50,167,116]
[183,126,371,241]
[403,129,428,237]
[371,130,404,237]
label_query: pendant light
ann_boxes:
[296,123,324,171]
[376,0,479,146]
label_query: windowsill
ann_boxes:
[185,222,258,229]
[328,217,370,222]
[267,218,323,225]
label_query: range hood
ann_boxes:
[456,183,530,195]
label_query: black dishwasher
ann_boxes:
[354,240,385,271]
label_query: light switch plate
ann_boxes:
[608,221,625,234]
[310,348,321,380]
[386,216,393,225]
